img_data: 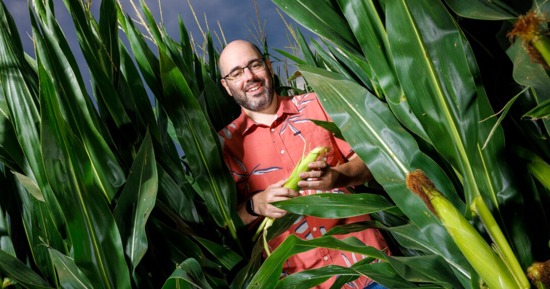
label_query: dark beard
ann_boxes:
[233,84,274,112]
[237,93,272,111]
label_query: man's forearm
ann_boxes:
[332,155,372,188]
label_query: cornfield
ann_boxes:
[0,0,548,288]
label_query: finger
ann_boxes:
[298,179,325,189]
[271,187,298,197]
[309,160,328,170]
[271,194,296,202]
[269,178,287,188]
[269,210,286,219]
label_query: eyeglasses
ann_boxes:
[223,58,266,81]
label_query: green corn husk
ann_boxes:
[255,146,329,255]
[283,146,330,191]
[472,196,530,288]
[406,170,519,289]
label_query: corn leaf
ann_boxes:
[39,59,130,289]
[113,131,158,272]
[385,3,534,267]
[61,0,131,127]
[200,64,240,132]
[299,66,473,282]
[31,0,126,202]
[161,259,213,289]
[48,249,94,289]
[117,5,162,100]
[0,0,41,183]
[272,0,360,55]
[523,98,550,120]
[275,255,461,289]
[1,1,66,281]
[192,236,243,271]
[386,0,517,215]
[273,193,395,218]
[157,166,202,224]
[338,0,430,143]
[248,235,387,289]
[312,39,375,91]
[251,234,462,289]
[444,0,521,20]
[158,46,240,240]
[0,249,53,289]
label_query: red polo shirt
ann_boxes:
[219,93,388,289]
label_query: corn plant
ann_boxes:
[243,0,550,288]
[2,0,550,288]
[0,0,245,287]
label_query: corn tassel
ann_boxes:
[508,10,550,70]
[255,146,329,256]
[528,260,550,289]
[406,170,518,289]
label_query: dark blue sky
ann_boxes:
[3,0,315,79]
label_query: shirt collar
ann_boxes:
[235,94,299,135]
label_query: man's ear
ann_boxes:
[265,58,274,77]
[221,79,233,96]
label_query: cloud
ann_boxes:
[3,0,316,86]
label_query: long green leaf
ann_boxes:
[62,0,131,127]
[386,1,533,268]
[338,0,430,143]
[0,0,41,186]
[444,0,522,20]
[193,236,243,271]
[386,0,505,209]
[272,0,360,55]
[299,66,472,282]
[32,0,126,202]
[161,259,213,289]
[523,98,550,120]
[39,59,130,289]
[158,46,240,241]
[1,1,66,281]
[49,249,94,289]
[273,193,395,218]
[249,235,388,289]
[113,131,158,272]
[0,249,53,289]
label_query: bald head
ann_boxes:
[217,40,276,115]
[219,40,264,77]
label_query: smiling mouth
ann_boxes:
[247,83,263,94]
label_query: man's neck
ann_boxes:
[244,96,279,126]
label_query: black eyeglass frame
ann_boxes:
[222,58,266,81]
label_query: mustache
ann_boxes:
[245,80,265,91]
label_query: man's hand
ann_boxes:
[253,179,300,218]
[297,155,372,191]
[239,179,301,224]
[297,160,337,190]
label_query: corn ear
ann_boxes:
[256,146,330,256]
[472,196,530,288]
[406,170,518,289]
[284,146,330,191]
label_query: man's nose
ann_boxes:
[241,67,256,80]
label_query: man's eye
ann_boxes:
[229,70,242,78]
[251,62,262,69]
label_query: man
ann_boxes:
[218,40,389,289]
